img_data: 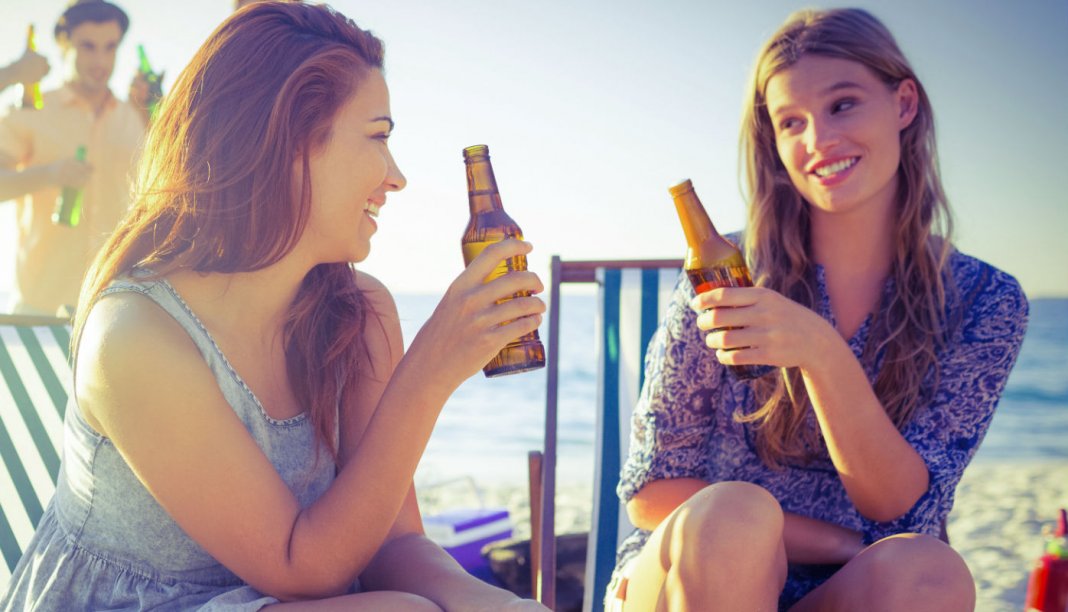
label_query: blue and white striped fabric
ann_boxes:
[0,315,71,586]
[586,266,679,612]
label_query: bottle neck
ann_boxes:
[465,157,503,214]
[672,188,718,249]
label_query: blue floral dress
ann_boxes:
[613,249,1029,609]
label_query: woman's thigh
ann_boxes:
[264,591,443,611]
[789,533,975,612]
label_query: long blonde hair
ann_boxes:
[739,8,955,467]
[74,3,386,463]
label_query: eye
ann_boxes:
[373,132,391,142]
[778,117,803,133]
[831,98,857,114]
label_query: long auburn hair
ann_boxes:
[73,2,386,462]
[738,8,955,467]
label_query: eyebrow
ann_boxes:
[822,80,864,95]
[768,80,865,118]
[371,116,395,132]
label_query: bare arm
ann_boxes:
[799,336,929,522]
[626,477,708,532]
[360,486,536,609]
[339,273,541,608]
[0,151,92,202]
[80,240,546,601]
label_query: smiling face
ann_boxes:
[765,55,917,221]
[296,69,406,265]
[62,20,123,96]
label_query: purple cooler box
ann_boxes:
[423,507,512,579]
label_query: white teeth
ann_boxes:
[814,158,858,178]
[364,203,380,218]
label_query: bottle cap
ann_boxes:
[668,179,694,197]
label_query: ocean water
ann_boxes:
[404,294,1068,488]
[1,286,1060,488]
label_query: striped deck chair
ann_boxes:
[0,314,72,587]
[531,257,681,611]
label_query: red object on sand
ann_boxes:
[1024,508,1068,612]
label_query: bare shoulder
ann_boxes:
[76,289,216,436]
[354,269,402,348]
[354,269,398,321]
[346,270,403,390]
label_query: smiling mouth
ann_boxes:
[364,203,380,218]
[813,157,859,178]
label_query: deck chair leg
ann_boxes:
[528,450,543,599]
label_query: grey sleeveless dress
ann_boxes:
[0,273,337,610]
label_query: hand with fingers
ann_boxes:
[7,49,49,86]
[690,285,836,371]
[409,238,545,391]
[49,156,92,189]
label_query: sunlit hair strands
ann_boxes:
[74,3,387,462]
[738,8,956,467]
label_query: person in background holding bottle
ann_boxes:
[610,8,1028,611]
[0,41,49,94]
[0,3,547,610]
[0,0,148,316]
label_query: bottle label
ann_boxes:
[689,265,754,295]
[462,237,527,284]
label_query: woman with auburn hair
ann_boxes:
[1,4,547,611]
[608,8,1027,611]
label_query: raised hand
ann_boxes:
[49,155,92,189]
[11,49,49,85]
[408,239,545,391]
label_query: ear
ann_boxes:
[895,78,919,131]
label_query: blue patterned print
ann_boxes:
[612,249,1029,607]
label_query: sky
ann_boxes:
[1,0,1066,303]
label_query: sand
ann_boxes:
[949,461,1068,611]
[420,460,1068,611]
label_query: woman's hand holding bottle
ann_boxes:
[691,285,838,372]
[408,238,545,393]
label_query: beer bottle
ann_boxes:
[136,44,164,120]
[669,179,773,380]
[461,144,545,377]
[53,145,87,227]
[21,25,43,111]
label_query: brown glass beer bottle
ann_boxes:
[669,179,773,380]
[461,144,546,377]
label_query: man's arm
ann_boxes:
[0,151,92,203]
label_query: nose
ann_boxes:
[384,149,406,193]
[804,117,839,154]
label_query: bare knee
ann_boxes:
[670,481,784,563]
[862,533,975,611]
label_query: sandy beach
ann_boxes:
[421,460,1068,611]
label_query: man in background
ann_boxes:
[0,0,147,316]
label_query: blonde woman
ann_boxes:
[610,8,1028,611]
